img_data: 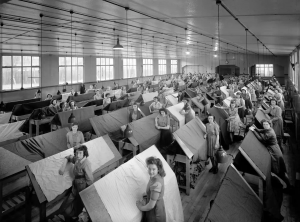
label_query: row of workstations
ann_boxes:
[0,87,206,222]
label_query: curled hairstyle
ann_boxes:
[146,156,166,177]
[207,114,215,121]
[270,98,277,105]
[74,145,89,157]
[159,108,168,115]
[260,119,272,127]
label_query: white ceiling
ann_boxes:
[0,0,299,58]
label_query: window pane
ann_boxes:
[96,66,100,80]
[101,58,105,65]
[78,67,83,82]
[78,57,83,65]
[101,66,105,80]
[59,67,66,84]
[72,67,78,83]
[23,56,31,67]
[13,56,22,66]
[32,57,39,66]
[3,56,11,66]
[12,67,22,89]
[66,67,71,84]
[32,68,40,87]
[23,67,31,88]
[96,58,100,65]
[72,57,77,66]
[110,58,113,65]
[109,66,114,80]
[59,57,65,66]
[2,68,11,90]
[66,57,71,66]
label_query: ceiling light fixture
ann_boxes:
[113,35,123,50]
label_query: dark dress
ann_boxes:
[59,156,94,218]
[253,128,287,178]
[145,175,166,222]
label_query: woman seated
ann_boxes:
[215,101,244,143]
[68,100,78,110]
[58,145,93,222]
[93,90,102,100]
[66,122,85,149]
[70,88,75,96]
[143,86,150,94]
[129,102,142,122]
[179,99,195,124]
[258,98,284,152]
[103,93,112,107]
[155,108,173,149]
[34,89,42,99]
[196,93,210,114]
[204,114,220,174]
[59,101,69,112]
[149,97,163,114]
[49,99,58,110]
[249,121,292,192]
[45,93,53,101]
[136,157,166,222]
[241,88,252,110]
[120,86,127,97]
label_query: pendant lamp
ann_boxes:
[124,124,133,138]
[113,36,123,50]
[57,90,61,95]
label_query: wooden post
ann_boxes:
[25,187,32,222]
[39,202,46,222]
[185,156,191,195]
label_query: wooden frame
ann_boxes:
[29,117,54,137]
[25,135,122,222]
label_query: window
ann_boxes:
[255,64,273,77]
[123,58,137,78]
[158,59,166,75]
[96,58,114,81]
[59,57,83,84]
[171,60,178,74]
[143,59,153,76]
[2,55,40,90]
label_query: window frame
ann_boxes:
[158,59,167,75]
[142,59,153,76]
[123,58,137,79]
[1,55,40,91]
[59,56,84,85]
[255,64,273,77]
[96,58,114,81]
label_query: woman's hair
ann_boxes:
[69,100,75,106]
[159,108,168,115]
[70,122,79,130]
[47,93,52,98]
[132,102,138,107]
[207,114,215,120]
[50,99,56,105]
[270,98,277,104]
[146,157,166,177]
[75,145,89,157]
[153,96,159,100]
[236,92,241,96]
[60,102,66,109]
[105,93,110,97]
[260,119,272,126]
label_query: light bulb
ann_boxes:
[214,54,218,58]
[186,50,190,55]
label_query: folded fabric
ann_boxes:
[0,112,12,124]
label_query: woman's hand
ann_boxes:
[214,142,219,149]
[156,126,161,129]
[249,126,255,131]
[204,134,207,139]
[136,201,143,210]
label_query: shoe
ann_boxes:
[209,167,215,173]
[213,167,219,174]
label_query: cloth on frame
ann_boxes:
[0,120,24,142]
[28,136,115,202]
[167,103,185,127]
[94,146,184,222]
[0,112,12,124]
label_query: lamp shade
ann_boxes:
[113,37,123,50]
[124,124,133,138]
[68,112,76,123]
[215,146,228,163]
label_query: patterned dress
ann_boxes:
[206,122,219,157]
[145,175,166,222]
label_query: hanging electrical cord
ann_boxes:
[40,13,43,97]
[246,29,248,74]
[257,39,260,64]
[140,27,143,76]
[217,2,221,72]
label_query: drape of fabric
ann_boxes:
[0,120,24,142]
[206,122,219,157]
[254,128,287,178]
[145,175,166,222]
[0,112,12,124]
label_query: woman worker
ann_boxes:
[215,101,244,143]
[68,100,78,110]
[259,98,284,152]
[149,96,163,114]
[155,108,173,149]
[235,92,246,123]
[129,102,143,122]
[66,122,85,149]
[93,90,102,100]
[179,99,195,124]
[136,157,166,222]
[204,114,220,174]
[249,120,292,193]
[59,145,93,222]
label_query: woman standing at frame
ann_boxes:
[215,101,244,143]
[136,157,166,222]
[204,114,220,174]
[66,122,85,149]
[249,120,292,192]
[129,102,143,122]
[155,108,173,149]
[59,145,94,222]
[235,92,245,123]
